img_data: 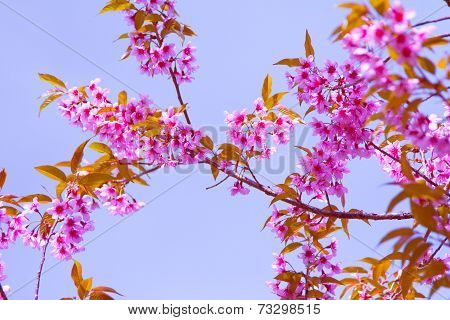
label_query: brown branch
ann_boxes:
[202,158,413,221]
[206,175,230,190]
[0,283,7,300]
[168,67,191,125]
[34,224,58,300]
[152,22,192,125]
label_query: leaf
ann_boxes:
[35,165,67,182]
[418,56,436,74]
[342,266,367,273]
[78,173,114,187]
[0,169,6,191]
[400,152,414,181]
[264,92,287,110]
[423,36,448,48]
[304,29,315,58]
[89,142,113,155]
[437,57,447,69]
[71,260,83,288]
[270,185,298,206]
[379,228,414,244]
[89,292,114,300]
[373,260,391,281]
[115,33,129,42]
[200,136,214,150]
[277,105,303,121]
[274,58,300,67]
[39,213,55,238]
[387,191,408,212]
[71,139,90,174]
[38,73,66,89]
[118,90,128,106]
[369,0,389,15]
[18,194,52,203]
[81,277,93,293]
[91,286,123,296]
[262,74,272,102]
[39,92,63,115]
[400,266,416,298]
[99,1,134,14]
[1,206,20,217]
[134,11,146,30]
[281,242,301,254]
[341,219,350,239]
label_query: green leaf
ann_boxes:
[35,165,67,182]
[38,73,66,89]
[304,29,315,58]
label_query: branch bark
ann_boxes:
[0,283,7,300]
[203,158,413,221]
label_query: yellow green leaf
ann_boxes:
[78,173,114,187]
[0,169,6,191]
[118,90,128,106]
[274,58,300,67]
[38,73,66,89]
[281,242,301,254]
[39,92,63,115]
[35,165,67,182]
[262,74,272,102]
[369,0,389,15]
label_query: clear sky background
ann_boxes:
[0,0,448,299]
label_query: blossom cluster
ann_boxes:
[124,0,198,83]
[286,57,380,198]
[343,1,449,159]
[58,79,207,166]
[225,98,295,160]
[266,205,341,299]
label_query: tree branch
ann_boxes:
[34,224,57,300]
[202,158,413,221]
[0,283,7,300]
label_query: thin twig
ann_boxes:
[206,175,230,190]
[413,16,450,27]
[34,224,58,300]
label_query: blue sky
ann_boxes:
[0,0,448,299]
